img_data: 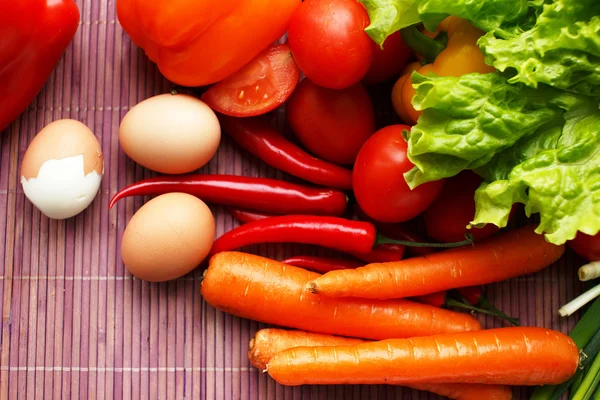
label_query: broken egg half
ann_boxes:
[21,119,104,220]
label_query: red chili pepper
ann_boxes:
[209,215,472,258]
[413,291,448,308]
[281,255,363,273]
[227,208,274,224]
[209,216,377,256]
[219,115,353,190]
[457,286,483,306]
[109,175,348,216]
[348,244,406,263]
[227,209,407,263]
[1,1,80,132]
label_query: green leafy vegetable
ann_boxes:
[417,0,530,32]
[479,0,600,96]
[358,0,600,244]
[403,72,563,187]
[358,0,422,46]
[403,71,600,244]
[472,100,600,244]
[357,0,530,45]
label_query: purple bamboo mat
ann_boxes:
[0,1,585,399]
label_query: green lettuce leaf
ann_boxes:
[417,0,530,32]
[479,0,600,96]
[403,71,600,244]
[403,72,564,187]
[358,0,423,46]
[357,0,532,46]
[472,100,600,244]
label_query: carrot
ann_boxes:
[249,328,513,400]
[248,328,365,370]
[200,252,481,340]
[266,327,579,387]
[408,383,513,400]
[307,225,565,299]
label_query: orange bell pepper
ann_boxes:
[392,17,495,125]
[116,0,301,87]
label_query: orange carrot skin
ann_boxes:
[308,225,565,299]
[249,328,512,400]
[266,327,579,387]
[409,383,513,400]
[248,328,365,370]
[201,252,481,340]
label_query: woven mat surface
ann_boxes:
[0,1,584,399]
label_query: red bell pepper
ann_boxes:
[0,0,80,133]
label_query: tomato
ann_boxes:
[568,233,600,261]
[363,31,412,85]
[424,171,502,242]
[287,0,374,90]
[201,44,300,117]
[352,125,445,223]
[286,79,376,165]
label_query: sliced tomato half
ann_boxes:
[201,43,300,117]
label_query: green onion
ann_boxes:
[559,283,600,317]
[571,352,600,400]
[580,262,600,282]
[530,297,600,400]
[548,328,600,400]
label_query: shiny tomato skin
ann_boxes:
[424,171,501,242]
[363,31,412,85]
[287,0,374,89]
[201,44,300,117]
[352,125,445,223]
[568,233,600,261]
[286,79,376,165]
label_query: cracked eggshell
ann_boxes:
[118,93,221,174]
[121,192,215,282]
[20,119,104,220]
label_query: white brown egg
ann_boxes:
[119,93,221,174]
[20,119,104,220]
[121,192,215,282]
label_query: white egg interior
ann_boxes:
[21,154,103,220]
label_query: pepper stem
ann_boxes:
[375,233,474,248]
[447,295,520,326]
[400,24,448,64]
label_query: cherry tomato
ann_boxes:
[352,125,445,223]
[363,31,412,85]
[201,44,300,117]
[286,78,376,165]
[568,233,600,261]
[287,0,374,89]
[424,171,501,242]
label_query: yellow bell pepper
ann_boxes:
[392,17,495,125]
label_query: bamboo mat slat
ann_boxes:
[0,1,585,399]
